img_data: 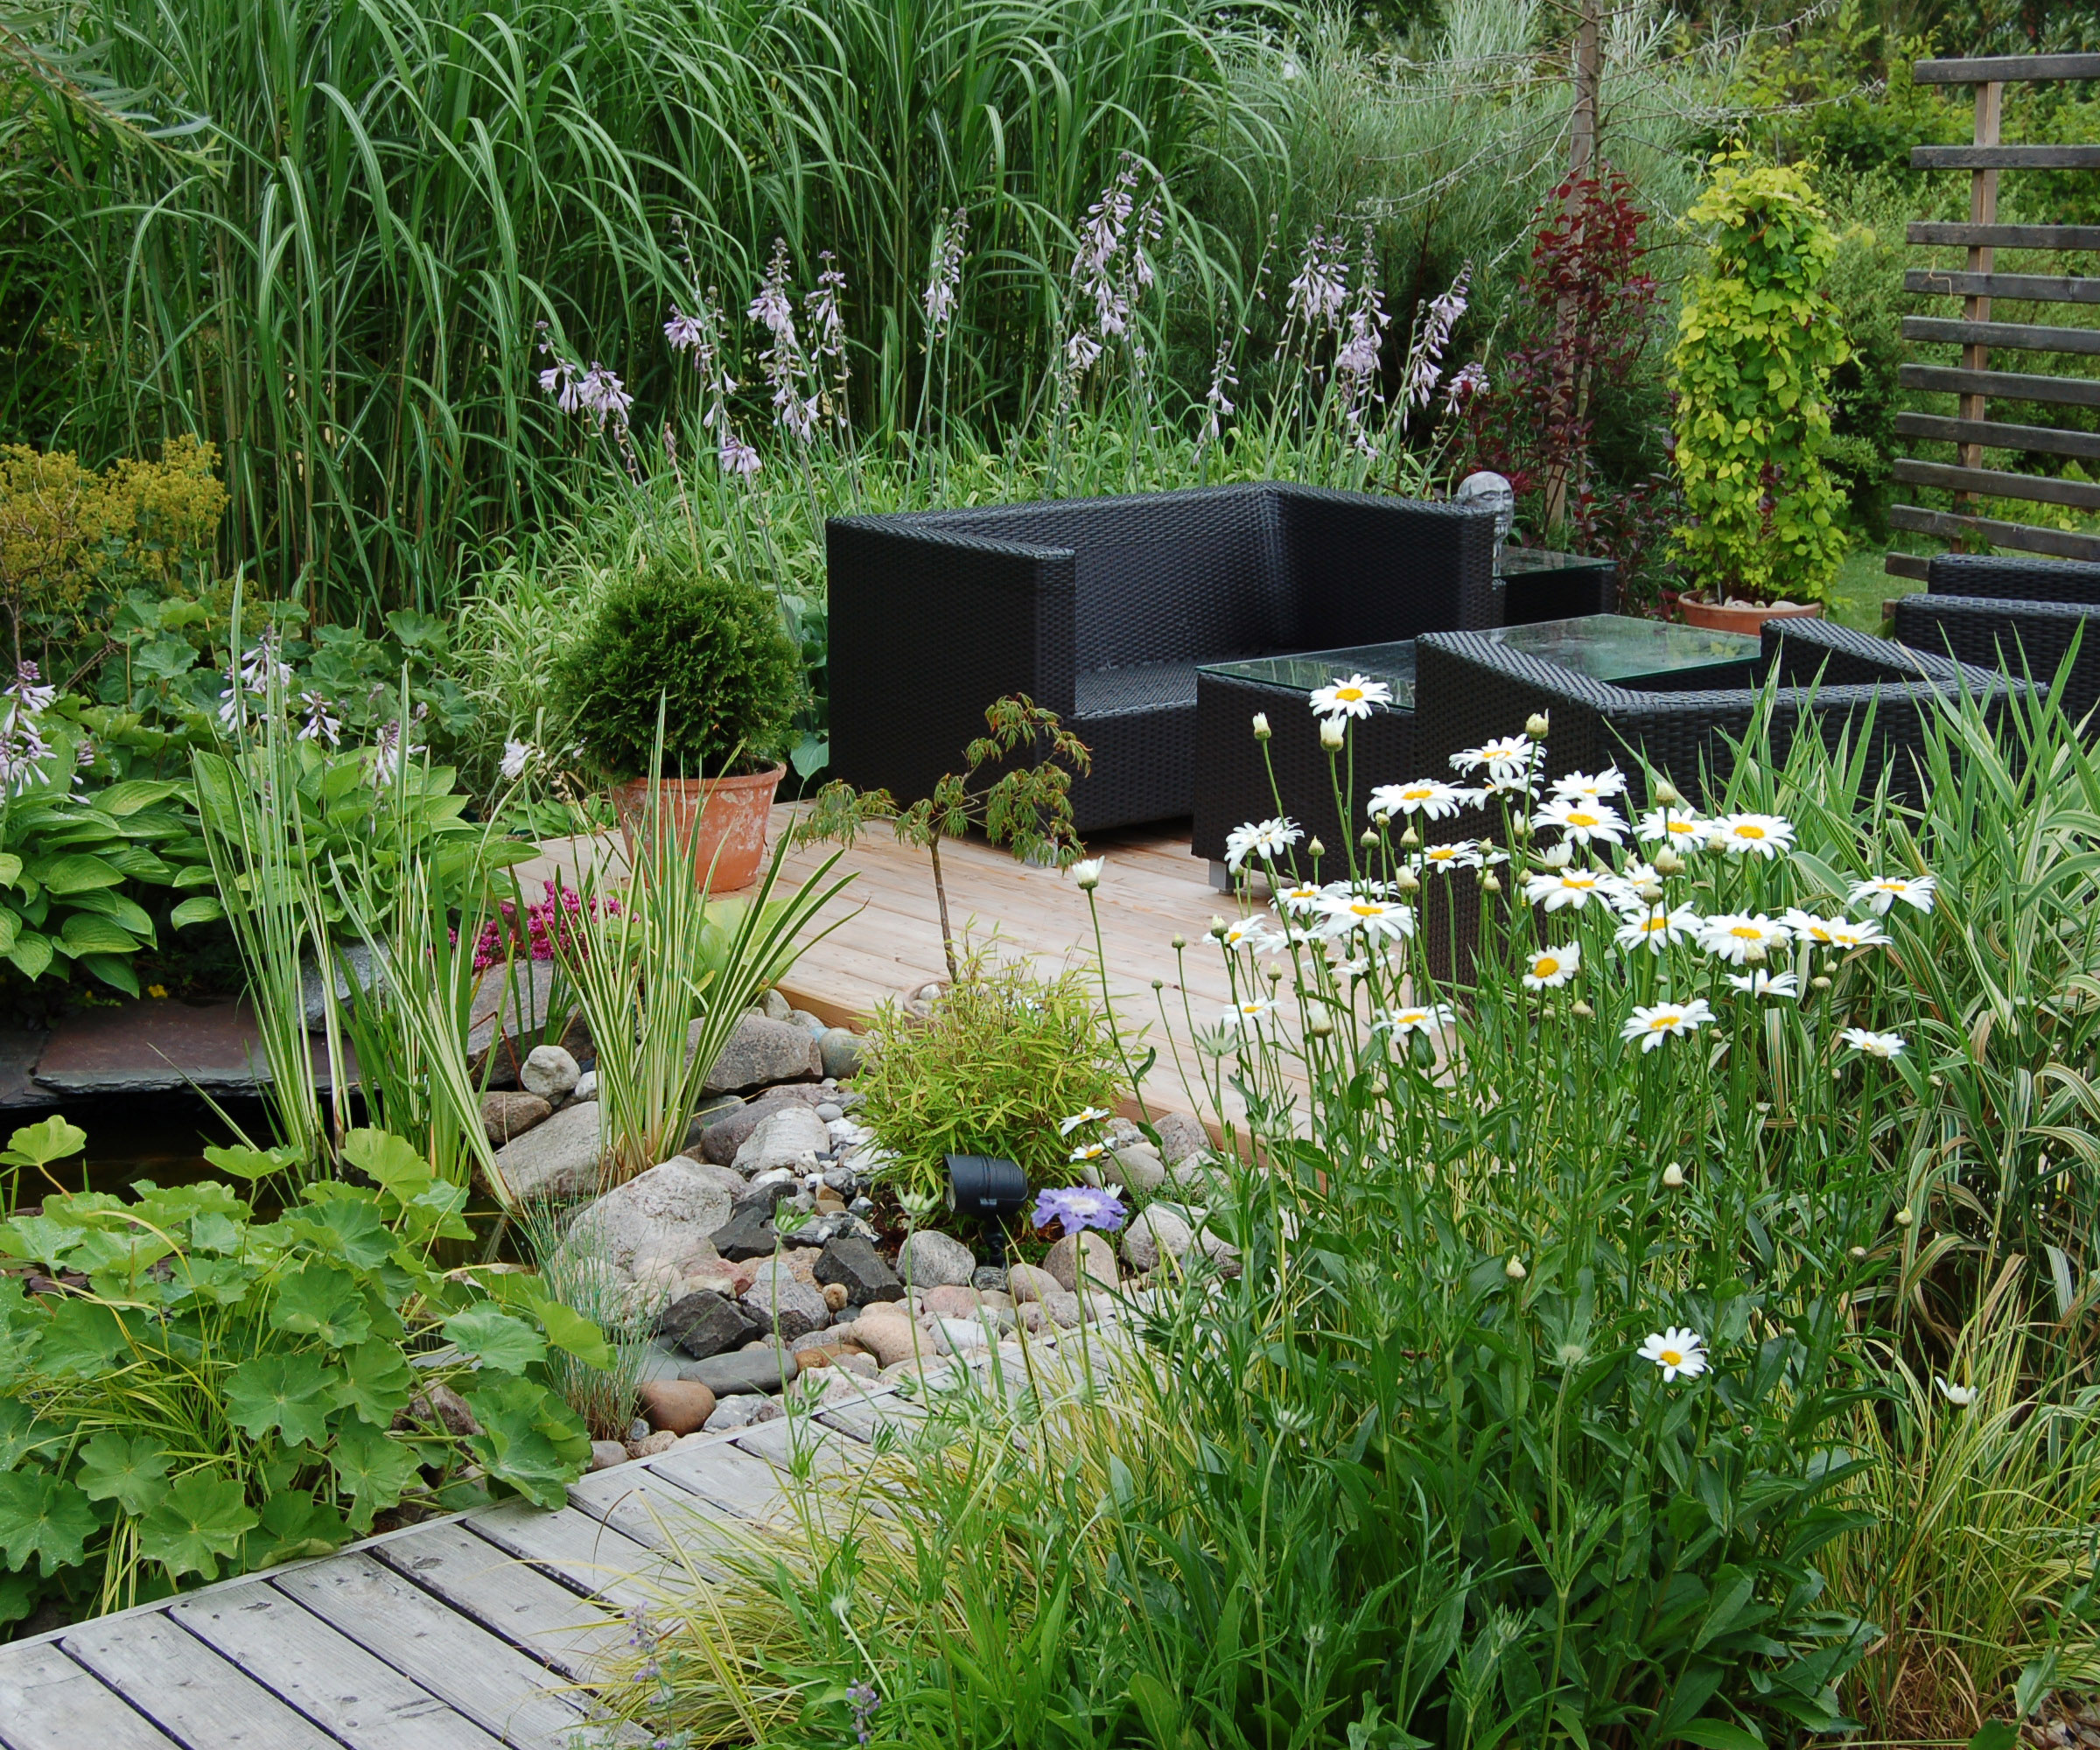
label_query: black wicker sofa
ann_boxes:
[1892,553,2100,724]
[826,483,1499,831]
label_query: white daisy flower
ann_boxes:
[1851,873,1936,915]
[1726,969,1801,1000]
[1069,1140,1110,1163]
[1523,867,1627,912]
[1309,674,1390,723]
[1521,942,1579,990]
[1071,858,1104,890]
[1550,767,1628,801]
[1225,816,1302,872]
[1824,917,1888,952]
[1639,1328,1709,1382]
[1315,891,1416,942]
[1058,1107,1110,1137]
[1222,998,1278,1033]
[1841,1026,1906,1059]
[1620,997,1715,1051]
[1415,840,1482,873]
[1374,1003,1456,1037]
[1935,1377,1976,1407]
[1781,907,1847,949]
[1697,913,1792,966]
[1532,794,1628,847]
[1368,779,1469,822]
[1635,807,1709,848]
[1274,882,1325,915]
[1450,735,1536,782]
[1708,812,1796,858]
[1219,918,1282,954]
[1614,905,1701,954]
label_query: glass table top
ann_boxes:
[1197,615,1764,710]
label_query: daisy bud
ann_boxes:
[1895,1207,1914,1226]
[1074,858,1103,891]
[1308,1015,1333,1039]
[1361,829,1379,848]
[1662,1163,1685,1187]
[1510,816,1532,840]
[1368,1076,1389,1098]
[1171,934,1186,950]
[1504,1256,1527,1280]
[1570,999,1594,1018]
[1209,917,1228,938]
[1393,868,1420,894]
[1653,848,1686,876]
[1849,1245,1867,1260]
[1526,712,1550,738]
[1252,712,1272,741]
[1653,779,1684,807]
[1742,942,1766,965]
[1811,975,1831,990]
[1265,962,1284,983]
[1307,836,1326,859]
[1320,718,1345,752]
[1399,826,1420,849]
[1480,872,1502,894]
[1636,880,1662,904]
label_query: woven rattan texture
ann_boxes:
[1895,593,2100,723]
[1927,553,2100,606]
[828,484,1496,832]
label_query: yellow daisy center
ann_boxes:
[1728,924,1760,940]
[1660,1348,1684,1367]
[1568,810,1599,828]
[1532,956,1559,977]
[1733,823,1766,839]
[1648,1012,1680,1030]
[1667,819,1697,834]
[1565,874,1596,887]
[1639,917,1667,932]
[1349,902,1381,917]
[1336,686,1363,703]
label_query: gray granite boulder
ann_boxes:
[565,1157,733,1275]
[490,1100,604,1202]
[480,1090,551,1147]
[738,1272,832,1343]
[690,1085,830,1166]
[1122,1206,1194,1273]
[732,1104,830,1174]
[819,1027,864,1079]
[701,1014,822,1095]
[898,1229,976,1289]
[1152,1111,1210,1166]
[521,1044,581,1101]
[659,1289,761,1360]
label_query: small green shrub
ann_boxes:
[852,950,1125,1204]
[1670,150,1851,605]
[0,1122,606,1629]
[552,557,803,780]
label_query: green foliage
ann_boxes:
[851,951,1126,1204]
[552,559,803,781]
[1670,152,1852,605]
[0,1121,599,1629]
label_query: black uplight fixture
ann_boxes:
[946,1153,1029,1269]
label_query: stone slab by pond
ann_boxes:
[32,1000,354,1099]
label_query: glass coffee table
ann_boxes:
[1191,616,1762,884]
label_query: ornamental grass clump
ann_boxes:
[850,949,1126,1208]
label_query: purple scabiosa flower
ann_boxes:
[1032,1184,1127,1234]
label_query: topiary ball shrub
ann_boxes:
[554,558,804,780]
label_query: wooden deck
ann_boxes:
[522,812,1247,1125]
[0,1352,1080,1750]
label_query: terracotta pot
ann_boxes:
[612,764,785,892]
[1676,595,1824,636]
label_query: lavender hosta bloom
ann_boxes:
[1402,262,1472,422]
[1201,331,1238,444]
[749,238,820,443]
[369,718,424,787]
[1284,227,1347,334]
[0,717,52,793]
[298,693,341,746]
[922,209,969,341]
[1032,1184,1127,1234]
[1443,360,1488,413]
[575,363,632,431]
[8,662,55,717]
[718,431,761,477]
[663,306,706,353]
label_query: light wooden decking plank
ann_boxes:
[171,1583,508,1750]
[62,1609,344,1750]
[0,1642,180,1750]
[464,1501,662,1606]
[370,1520,627,1681]
[641,1438,807,1523]
[271,1553,592,1750]
[564,1460,759,1569]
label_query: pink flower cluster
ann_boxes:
[469,880,619,973]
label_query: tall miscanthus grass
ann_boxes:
[5,0,1256,621]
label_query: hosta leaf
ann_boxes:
[0,1471,96,1574]
[331,1340,415,1427]
[77,953,141,998]
[77,1431,172,1515]
[270,1264,372,1350]
[0,910,18,954]
[442,1305,544,1374]
[464,1376,591,1509]
[60,912,143,956]
[536,1299,614,1371]
[327,1422,420,1530]
[225,1352,337,1447]
[6,932,53,980]
[94,779,183,816]
[66,886,156,937]
[171,895,224,928]
[138,1474,258,1580]
[0,852,22,887]
[33,854,122,895]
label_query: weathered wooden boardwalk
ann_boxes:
[0,1350,1075,1750]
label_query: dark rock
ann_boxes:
[740,1276,830,1341]
[710,1202,781,1261]
[818,1027,864,1079]
[702,1013,822,1095]
[813,1236,904,1306]
[658,1289,760,1361]
[680,1348,801,1396]
[731,1177,799,1215]
[480,1090,552,1146]
[971,1264,1009,1294]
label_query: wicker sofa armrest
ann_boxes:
[1275,486,1501,645]
[826,517,1077,806]
[1895,592,2100,718]
[1760,615,1954,688]
[1927,553,2100,606]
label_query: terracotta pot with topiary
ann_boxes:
[553,558,805,892]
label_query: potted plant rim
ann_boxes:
[553,556,806,891]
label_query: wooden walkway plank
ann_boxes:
[271,1553,593,1750]
[642,1438,810,1523]
[564,1460,759,1569]
[370,1521,627,1681]
[62,1609,344,1750]
[0,1641,181,1750]
[171,1583,508,1750]
[464,1501,662,1606]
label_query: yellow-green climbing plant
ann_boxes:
[1670,152,1850,604]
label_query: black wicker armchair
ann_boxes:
[1892,553,2100,724]
[827,483,1499,831]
